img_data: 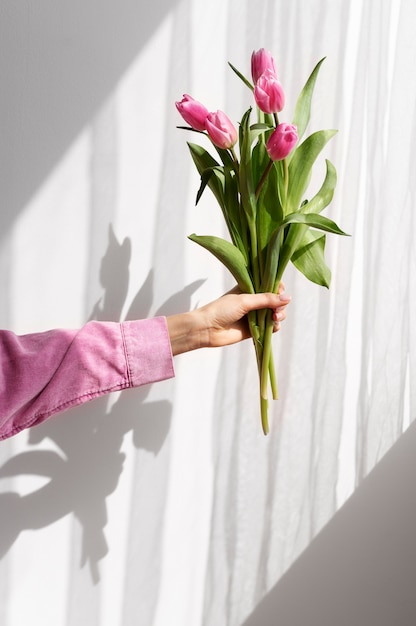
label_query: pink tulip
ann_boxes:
[266,123,298,161]
[254,69,285,114]
[205,110,238,149]
[175,94,209,131]
[251,48,277,84]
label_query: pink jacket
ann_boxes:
[0,317,175,440]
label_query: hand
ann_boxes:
[166,285,291,355]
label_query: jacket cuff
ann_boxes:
[121,317,175,387]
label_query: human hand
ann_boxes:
[166,285,291,355]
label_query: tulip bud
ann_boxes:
[175,94,209,131]
[205,110,238,149]
[251,48,277,84]
[266,123,298,161]
[254,69,285,114]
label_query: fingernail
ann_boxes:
[279,293,291,302]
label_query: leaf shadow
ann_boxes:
[0,224,203,583]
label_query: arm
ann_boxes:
[0,290,290,440]
[0,317,174,440]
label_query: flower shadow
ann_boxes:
[0,224,203,583]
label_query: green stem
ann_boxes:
[283,157,289,199]
[248,220,260,289]
[255,159,273,200]
[261,396,269,435]
[269,350,278,400]
[230,146,239,163]
[260,310,274,401]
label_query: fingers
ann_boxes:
[272,303,287,332]
[241,291,291,313]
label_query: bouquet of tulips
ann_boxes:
[176,49,347,434]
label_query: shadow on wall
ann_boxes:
[242,419,416,626]
[0,0,178,236]
[0,225,203,583]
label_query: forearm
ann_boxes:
[0,317,175,440]
[166,310,209,355]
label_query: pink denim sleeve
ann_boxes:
[0,317,175,440]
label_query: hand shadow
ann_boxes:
[0,224,203,583]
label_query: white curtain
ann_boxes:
[0,0,415,624]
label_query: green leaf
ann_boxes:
[188,234,254,293]
[291,230,331,287]
[282,211,348,236]
[214,146,235,169]
[176,126,206,135]
[303,159,337,215]
[275,159,337,281]
[228,62,254,91]
[256,159,284,274]
[195,166,225,205]
[238,108,257,223]
[187,144,247,259]
[223,167,248,261]
[187,143,225,205]
[287,129,337,214]
[260,226,283,292]
[250,122,274,132]
[292,57,326,143]
[262,211,348,291]
[187,142,220,171]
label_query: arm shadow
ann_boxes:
[0,224,203,584]
[242,419,416,626]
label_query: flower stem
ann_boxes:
[261,396,269,435]
[283,158,289,198]
[269,351,278,400]
[230,146,239,163]
[260,311,274,401]
[255,159,273,200]
[248,220,260,289]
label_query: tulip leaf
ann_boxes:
[223,167,248,261]
[188,143,247,258]
[260,226,283,293]
[262,211,348,290]
[287,129,337,214]
[187,142,220,170]
[282,211,348,236]
[188,234,254,293]
[251,137,270,189]
[195,166,225,205]
[228,61,254,91]
[291,230,331,287]
[176,126,206,135]
[256,159,284,271]
[238,108,257,222]
[278,158,337,268]
[251,123,273,132]
[187,143,225,206]
[303,158,337,215]
[215,146,235,169]
[291,57,326,144]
